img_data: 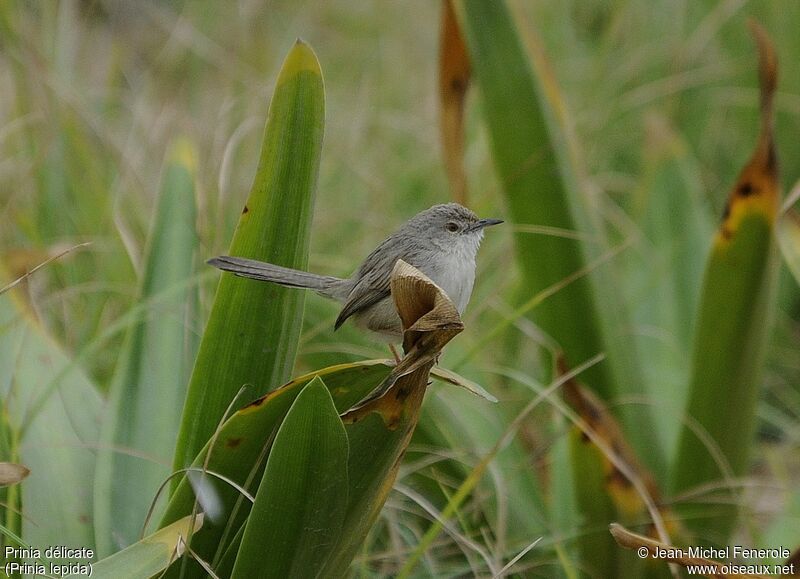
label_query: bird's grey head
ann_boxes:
[405,203,503,255]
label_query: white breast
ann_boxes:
[422,250,477,314]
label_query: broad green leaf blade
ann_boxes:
[173,39,325,474]
[569,428,618,578]
[231,377,348,579]
[159,358,481,542]
[0,292,102,559]
[456,0,607,395]
[672,25,781,540]
[66,514,204,579]
[457,0,660,470]
[94,139,199,555]
[625,117,714,463]
[321,411,414,576]
[636,119,714,347]
[159,360,393,572]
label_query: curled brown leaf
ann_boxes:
[342,260,463,424]
[0,462,31,487]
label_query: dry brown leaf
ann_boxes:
[342,260,463,424]
[0,462,30,487]
[610,523,771,578]
[439,0,470,205]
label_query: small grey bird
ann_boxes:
[208,203,502,342]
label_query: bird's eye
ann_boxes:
[445,221,459,233]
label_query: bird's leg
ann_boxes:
[389,344,401,364]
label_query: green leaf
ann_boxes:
[231,377,348,579]
[568,428,618,578]
[172,39,325,474]
[321,412,413,577]
[457,0,660,470]
[159,360,392,572]
[626,119,714,462]
[94,139,199,555]
[66,514,204,579]
[671,26,781,540]
[672,214,778,538]
[0,293,102,560]
[763,490,800,564]
[160,357,477,539]
[456,0,604,394]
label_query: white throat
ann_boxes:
[424,232,482,313]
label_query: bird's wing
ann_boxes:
[334,268,391,330]
[334,231,425,331]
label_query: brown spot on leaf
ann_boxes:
[605,468,630,488]
[395,384,411,403]
[450,77,466,93]
[226,437,243,449]
[242,205,249,214]
[244,395,267,409]
[737,182,755,197]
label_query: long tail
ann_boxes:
[207,255,345,299]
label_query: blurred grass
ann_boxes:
[94,140,199,555]
[1,0,799,575]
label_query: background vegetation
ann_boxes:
[1,0,799,577]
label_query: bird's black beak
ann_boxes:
[469,218,504,232]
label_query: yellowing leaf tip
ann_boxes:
[168,137,197,173]
[277,39,322,86]
[715,22,780,246]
